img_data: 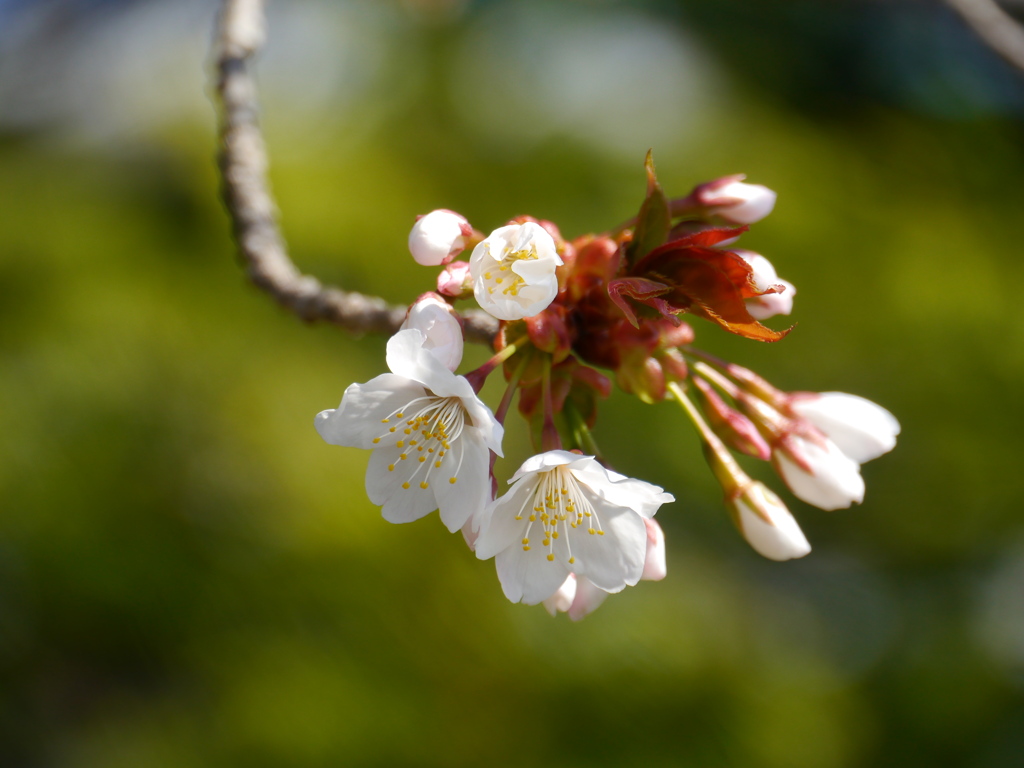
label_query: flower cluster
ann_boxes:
[316,154,899,618]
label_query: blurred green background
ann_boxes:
[2,0,1024,765]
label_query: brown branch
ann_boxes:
[946,0,1024,76]
[212,0,499,344]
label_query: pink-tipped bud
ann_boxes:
[697,176,777,225]
[408,209,472,266]
[773,434,865,511]
[436,260,473,299]
[788,392,900,465]
[693,377,771,460]
[728,482,811,561]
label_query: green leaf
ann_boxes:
[625,150,671,269]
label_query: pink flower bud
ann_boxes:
[693,376,771,460]
[729,482,811,561]
[641,518,667,581]
[699,177,777,225]
[773,435,865,511]
[436,260,473,299]
[543,575,577,617]
[788,392,900,464]
[408,209,472,266]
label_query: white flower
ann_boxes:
[790,392,900,464]
[400,295,464,372]
[408,209,471,266]
[729,482,811,561]
[315,329,503,533]
[474,451,673,605]
[706,180,777,224]
[773,435,865,511]
[469,222,563,321]
[733,249,795,320]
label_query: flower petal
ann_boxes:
[433,427,491,533]
[366,444,440,523]
[400,296,464,372]
[640,518,668,581]
[734,487,811,561]
[508,450,578,482]
[386,329,468,397]
[495,544,571,604]
[315,374,428,449]
[460,394,504,457]
[567,576,610,621]
[474,480,536,560]
[568,501,647,593]
[570,458,674,519]
[791,392,900,464]
[543,575,577,616]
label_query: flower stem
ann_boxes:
[565,401,602,459]
[540,355,562,452]
[668,380,749,495]
[464,335,529,393]
[494,353,529,426]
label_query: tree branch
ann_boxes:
[946,0,1024,76]
[212,0,499,344]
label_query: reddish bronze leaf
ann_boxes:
[607,276,672,327]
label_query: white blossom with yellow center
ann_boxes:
[474,451,673,605]
[315,329,503,533]
[469,221,563,321]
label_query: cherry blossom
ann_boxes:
[469,222,563,321]
[474,451,673,605]
[315,329,502,533]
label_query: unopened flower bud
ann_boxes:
[525,306,572,362]
[616,355,665,404]
[436,260,473,299]
[789,392,900,464]
[698,177,777,225]
[408,209,472,266]
[728,482,811,561]
[641,518,667,581]
[773,434,865,511]
[733,248,795,320]
[543,574,577,617]
[693,377,771,460]
[658,349,689,383]
[400,294,464,372]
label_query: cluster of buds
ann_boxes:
[316,153,898,618]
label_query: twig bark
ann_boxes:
[212,0,499,343]
[946,0,1024,76]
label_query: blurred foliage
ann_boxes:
[1,0,1024,766]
